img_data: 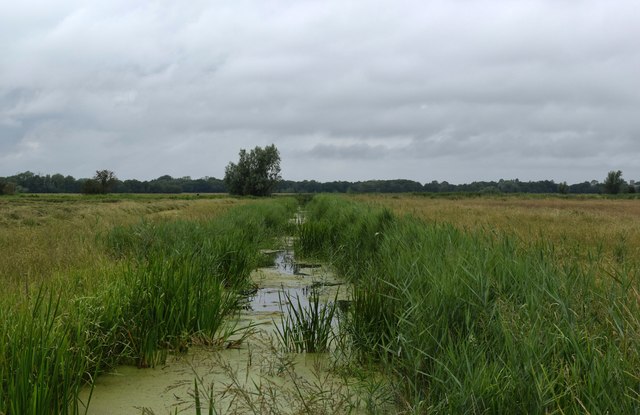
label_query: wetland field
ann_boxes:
[2,193,640,414]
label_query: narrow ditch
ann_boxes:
[80,222,356,414]
[243,250,344,313]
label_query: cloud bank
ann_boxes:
[1,0,638,183]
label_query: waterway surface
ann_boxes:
[79,245,354,414]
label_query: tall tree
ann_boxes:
[603,170,624,194]
[83,170,118,194]
[224,145,281,196]
[558,182,569,194]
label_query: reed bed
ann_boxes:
[297,195,640,413]
[354,193,640,271]
[275,290,337,353]
[0,196,297,414]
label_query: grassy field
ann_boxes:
[354,193,640,272]
[0,194,256,294]
[2,193,640,414]
[0,194,297,414]
[296,194,640,413]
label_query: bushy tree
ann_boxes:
[558,182,569,194]
[603,170,624,194]
[83,170,118,194]
[0,179,17,195]
[224,145,281,196]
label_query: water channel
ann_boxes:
[79,244,351,414]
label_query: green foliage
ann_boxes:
[0,197,297,412]
[111,257,236,367]
[95,170,117,192]
[83,170,118,194]
[224,144,281,196]
[557,181,569,194]
[295,196,394,278]
[274,290,337,353]
[81,179,100,194]
[604,170,625,194]
[0,171,228,194]
[0,288,112,415]
[3,169,636,195]
[100,198,297,367]
[0,180,16,195]
[297,195,640,413]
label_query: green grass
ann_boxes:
[7,192,639,413]
[1,289,95,415]
[296,194,640,413]
[0,197,297,414]
[274,290,337,353]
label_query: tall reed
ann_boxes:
[0,289,107,415]
[0,197,297,413]
[101,198,297,367]
[274,290,337,353]
[297,195,640,413]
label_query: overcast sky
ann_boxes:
[1,0,638,184]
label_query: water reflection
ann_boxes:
[247,286,310,312]
[273,250,297,274]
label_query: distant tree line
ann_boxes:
[0,171,225,195]
[277,179,424,193]
[1,170,637,195]
[277,178,628,194]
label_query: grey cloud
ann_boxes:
[1,0,639,183]
[306,143,393,160]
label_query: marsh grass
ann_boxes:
[354,193,640,271]
[101,198,297,369]
[0,196,297,413]
[295,196,394,279]
[0,195,247,293]
[297,194,640,413]
[274,290,337,353]
[1,290,84,415]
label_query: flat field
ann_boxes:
[353,193,640,270]
[0,194,244,293]
[2,193,640,414]
[0,194,293,414]
[5,193,635,291]
[296,194,640,413]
